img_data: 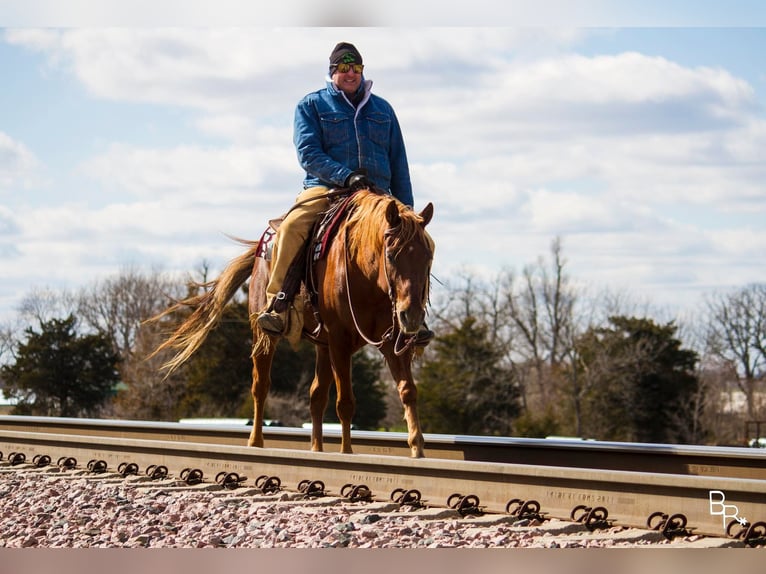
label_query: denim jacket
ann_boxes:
[294,78,414,207]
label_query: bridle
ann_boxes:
[342,223,427,356]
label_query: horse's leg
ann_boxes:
[248,339,276,447]
[308,345,333,452]
[382,349,425,458]
[328,344,355,454]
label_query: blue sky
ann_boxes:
[1,2,766,327]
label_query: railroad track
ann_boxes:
[0,416,764,544]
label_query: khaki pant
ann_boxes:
[265,186,331,306]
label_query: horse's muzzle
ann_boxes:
[397,307,425,334]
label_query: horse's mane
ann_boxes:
[345,191,434,274]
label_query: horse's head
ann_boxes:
[383,200,435,335]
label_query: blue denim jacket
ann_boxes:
[294,78,414,207]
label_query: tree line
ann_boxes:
[1,238,764,446]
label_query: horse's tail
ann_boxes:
[148,238,260,374]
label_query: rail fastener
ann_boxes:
[32,454,51,468]
[297,479,326,498]
[646,511,691,539]
[57,456,77,470]
[505,498,547,523]
[570,505,611,530]
[118,462,140,477]
[447,493,483,516]
[341,483,373,503]
[8,452,26,466]
[254,475,282,494]
[727,520,766,547]
[390,488,424,509]
[179,467,204,485]
[215,471,247,489]
[86,459,108,474]
[145,464,169,480]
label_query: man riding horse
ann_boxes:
[256,41,433,346]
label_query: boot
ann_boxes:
[256,292,288,336]
[256,310,286,336]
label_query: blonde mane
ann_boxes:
[345,191,434,274]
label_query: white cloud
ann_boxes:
[0,131,41,191]
[77,141,296,201]
[0,205,20,247]
[2,27,765,322]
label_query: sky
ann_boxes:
[1,2,766,326]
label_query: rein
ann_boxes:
[342,225,419,356]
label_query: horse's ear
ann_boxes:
[386,200,401,228]
[419,202,434,227]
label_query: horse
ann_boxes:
[152,189,435,458]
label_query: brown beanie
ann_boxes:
[329,42,363,67]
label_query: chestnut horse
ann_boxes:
[153,190,435,457]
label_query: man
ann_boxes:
[257,42,432,345]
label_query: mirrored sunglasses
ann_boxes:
[333,62,364,74]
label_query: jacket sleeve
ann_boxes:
[388,110,414,207]
[294,97,353,188]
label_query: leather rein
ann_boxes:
[342,223,421,356]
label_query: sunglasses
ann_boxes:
[333,62,364,74]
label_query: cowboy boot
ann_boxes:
[256,293,288,336]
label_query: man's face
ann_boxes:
[332,65,363,97]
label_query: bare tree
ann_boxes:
[75,266,183,358]
[75,267,188,420]
[17,287,78,326]
[705,284,766,420]
[499,237,578,410]
[1,288,78,368]
[0,322,16,365]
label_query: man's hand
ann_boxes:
[345,170,373,191]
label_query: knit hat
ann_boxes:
[329,42,363,67]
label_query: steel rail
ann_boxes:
[2,415,765,481]
[0,425,764,539]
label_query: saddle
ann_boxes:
[254,189,366,339]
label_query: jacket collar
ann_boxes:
[326,77,373,108]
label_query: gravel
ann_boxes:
[0,470,711,548]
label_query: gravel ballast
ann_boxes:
[0,471,734,548]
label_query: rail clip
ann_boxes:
[118,462,140,477]
[57,456,77,470]
[728,520,766,547]
[647,511,689,538]
[180,467,204,485]
[447,493,483,516]
[571,505,611,530]
[32,454,51,468]
[506,498,546,522]
[341,483,373,502]
[145,464,169,480]
[390,488,424,509]
[216,471,247,489]
[298,479,326,498]
[254,475,282,494]
[87,459,108,474]
[8,452,26,466]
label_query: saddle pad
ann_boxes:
[312,192,357,262]
[255,219,280,260]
